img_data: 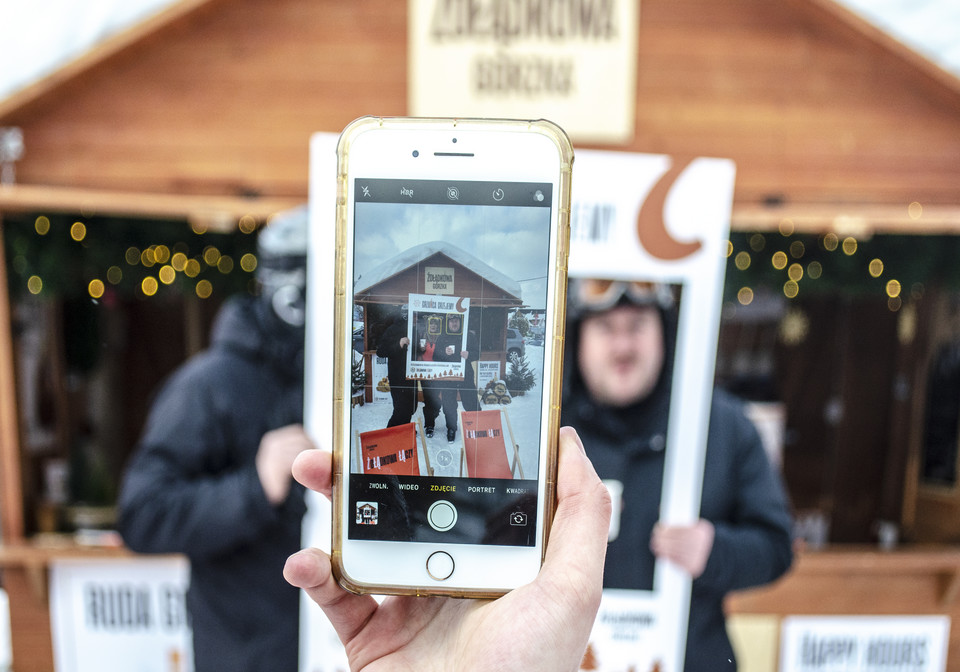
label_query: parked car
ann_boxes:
[506,327,525,360]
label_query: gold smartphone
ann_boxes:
[331,117,572,597]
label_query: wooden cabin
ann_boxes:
[1,0,960,669]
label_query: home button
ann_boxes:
[426,551,455,581]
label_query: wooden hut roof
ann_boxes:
[0,0,959,232]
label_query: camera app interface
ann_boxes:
[347,178,553,547]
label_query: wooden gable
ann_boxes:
[0,0,957,230]
[355,251,523,308]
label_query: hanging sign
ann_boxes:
[408,0,639,144]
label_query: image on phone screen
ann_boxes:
[346,178,555,548]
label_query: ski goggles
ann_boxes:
[571,278,674,313]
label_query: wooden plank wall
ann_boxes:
[1,0,958,210]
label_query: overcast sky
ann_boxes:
[1,0,959,102]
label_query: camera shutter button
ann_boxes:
[427,500,458,532]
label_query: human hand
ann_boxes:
[399,337,410,349]
[649,519,715,578]
[255,424,315,505]
[284,426,611,672]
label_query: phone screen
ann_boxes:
[346,176,555,548]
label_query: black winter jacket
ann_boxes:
[117,296,306,672]
[561,310,793,672]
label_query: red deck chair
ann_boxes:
[357,422,424,476]
[459,409,522,479]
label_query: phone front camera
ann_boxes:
[452,137,457,143]
[412,150,419,157]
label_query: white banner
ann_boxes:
[49,557,193,672]
[408,0,638,144]
[780,616,950,672]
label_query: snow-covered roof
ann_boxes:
[355,241,521,300]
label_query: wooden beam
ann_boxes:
[0,215,24,543]
[731,203,960,235]
[0,184,303,231]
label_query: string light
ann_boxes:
[869,259,884,278]
[35,216,50,235]
[88,279,105,299]
[737,287,754,305]
[823,233,839,251]
[842,237,858,255]
[772,251,788,270]
[70,222,87,242]
[735,251,751,270]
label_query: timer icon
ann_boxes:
[492,188,504,201]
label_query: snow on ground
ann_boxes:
[352,344,546,480]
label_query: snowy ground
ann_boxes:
[352,344,546,480]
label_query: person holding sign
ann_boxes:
[560,278,794,672]
[423,312,479,443]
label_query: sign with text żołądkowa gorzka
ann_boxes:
[408,0,638,144]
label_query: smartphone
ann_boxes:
[331,117,573,597]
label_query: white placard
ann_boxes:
[0,589,11,672]
[408,0,639,144]
[780,616,950,672]
[570,149,735,672]
[49,557,193,672]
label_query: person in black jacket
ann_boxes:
[116,206,314,672]
[560,278,794,672]
[377,306,419,428]
[423,312,479,443]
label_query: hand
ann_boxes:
[460,350,469,360]
[255,425,315,505]
[650,519,715,578]
[399,337,410,349]
[284,427,611,672]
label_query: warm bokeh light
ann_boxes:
[238,215,258,234]
[868,259,884,278]
[779,218,795,237]
[171,252,188,272]
[842,237,858,255]
[749,234,765,252]
[772,251,788,270]
[107,266,123,284]
[35,216,50,235]
[196,279,213,299]
[789,241,805,258]
[808,261,823,279]
[70,222,87,242]
[125,247,141,265]
[735,251,751,270]
[823,233,839,251]
[154,245,171,264]
[726,240,733,257]
[908,202,923,220]
[27,275,43,294]
[886,279,901,298]
[184,259,201,278]
[203,246,221,266]
[240,253,258,272]
[788,263,804,282]
[159,265,177,285]
[88,279,105,299]
[140,248,156,267]
[141,277,159,296]
[783,280,799,298]
[888,296,902,312]
[737,287,754,305]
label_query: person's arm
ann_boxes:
[117,368,299,560]
[284,427,611,672]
